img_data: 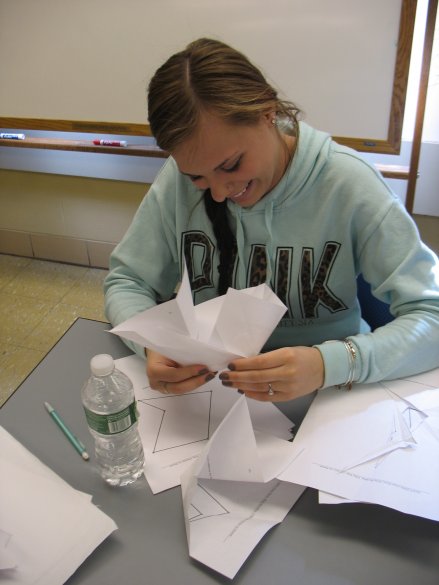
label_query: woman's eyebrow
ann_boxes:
[214,153,240,170]
[180,153,240,177]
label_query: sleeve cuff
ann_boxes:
[314,340,352,388]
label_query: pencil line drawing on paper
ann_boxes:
[313,462,431,496]
[380,379,432,432]
[403,406,426,432]
[188,482,230,522]
[138,389,213,453]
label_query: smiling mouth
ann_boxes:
[231,181,252,200]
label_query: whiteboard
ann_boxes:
[0,0,414,152]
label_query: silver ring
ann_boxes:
[267,383,275,396]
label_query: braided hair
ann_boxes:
[203,190,236,294]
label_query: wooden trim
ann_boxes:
[334,137,405,154]
[0,117,152,136]
[405,0,438,213]
[375,164,410,179]
[0,136,166,158]
[335,0,416,154]
[386,0,418,153]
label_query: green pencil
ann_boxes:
[44,401,90,461]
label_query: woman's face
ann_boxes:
[171,111,293,207]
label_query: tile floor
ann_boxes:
[0,254,108,406]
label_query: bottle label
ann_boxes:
[84,401,139,435]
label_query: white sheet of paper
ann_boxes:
[318,492,356,504]
[0,426,117,585]
[181,395,305,579]
[278,369,439,521]
[115,354,294,493]
[0,529,16,570]
[110,265,287,370]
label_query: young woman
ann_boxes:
[104,38,439,402]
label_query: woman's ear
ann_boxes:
[262,110,277,127]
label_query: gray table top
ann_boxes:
[1,318,438,585]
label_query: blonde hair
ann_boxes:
[148,38,300,151]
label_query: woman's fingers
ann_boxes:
[220,347,324,401]
[146,350,216,394]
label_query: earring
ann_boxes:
[271,118,277,126]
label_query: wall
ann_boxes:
[363,141,439,216]
[0,169,147,267]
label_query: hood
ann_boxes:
[226,122,333,287]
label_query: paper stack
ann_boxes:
[114,354,303,578]
[0,426,117,585]
[278,368,439,521]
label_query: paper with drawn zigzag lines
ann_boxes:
[115,354,294,494]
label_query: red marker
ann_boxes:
[93,139,127,147]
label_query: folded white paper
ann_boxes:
[0,426,117,585]
[181,395,305,579]
[115,354,295,494]
[111,265,287,370]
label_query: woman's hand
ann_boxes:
[219,347,324,402]
[146,349,216,395]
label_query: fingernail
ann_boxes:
[222,381,233,387]
[227,363,236,371]
[205,373,216,382]
[198,368,209,376]
[219,372,229,381]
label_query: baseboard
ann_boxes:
[0,229,116,268]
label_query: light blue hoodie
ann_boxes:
[104,123,439,387]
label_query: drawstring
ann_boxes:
[234,206,247,289]
[264,201,275,286]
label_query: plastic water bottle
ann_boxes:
[81,354,144,486]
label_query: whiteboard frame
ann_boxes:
[0,0,416,155]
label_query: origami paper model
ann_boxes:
[111,265,287,370]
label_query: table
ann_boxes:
[1,318,438,585]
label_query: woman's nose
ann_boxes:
[209,178,231,203]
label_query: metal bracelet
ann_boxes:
[340,339,357,390]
